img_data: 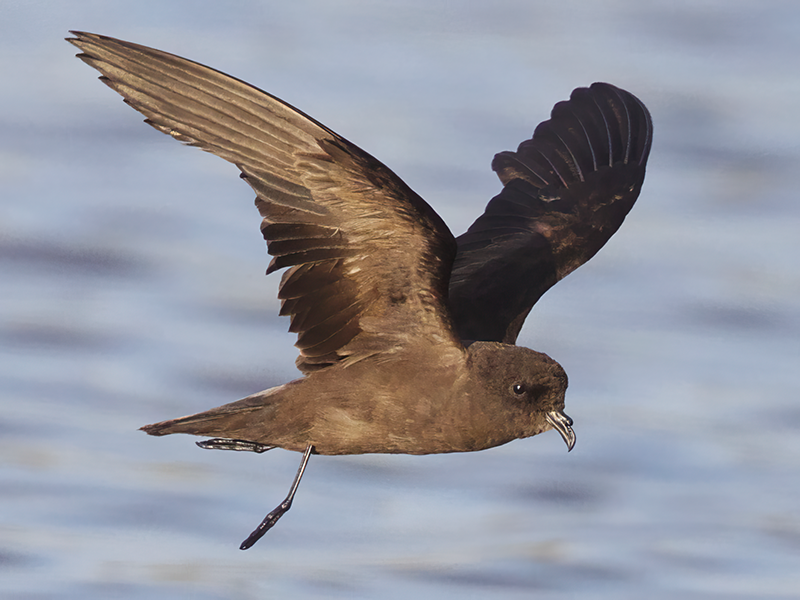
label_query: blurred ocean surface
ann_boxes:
[2,1,799,598]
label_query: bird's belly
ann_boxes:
[306,402,515,456]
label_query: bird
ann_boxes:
[68,31,652,549]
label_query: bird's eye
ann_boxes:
[512,383,526,395]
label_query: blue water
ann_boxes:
[2,1,800,598]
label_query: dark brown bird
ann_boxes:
[68,31,652,549]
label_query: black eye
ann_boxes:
[512,383,526,395]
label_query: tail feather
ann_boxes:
[140,383,289,441]
[140,404,263,438]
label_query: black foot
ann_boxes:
[196,438,274,453]
[239,443,314,550]
[239,500,292,550]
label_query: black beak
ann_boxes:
[546,410,576,452]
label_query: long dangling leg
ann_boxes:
[196,438,274,453]
[239,443,314,550]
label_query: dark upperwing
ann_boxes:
[68,31,461,373]
[449,83,652,344]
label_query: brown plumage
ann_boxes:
[68,31,652,547]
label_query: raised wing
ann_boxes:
[68,31,460,372]
[449,83,652,344]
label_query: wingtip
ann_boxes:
[66,30,99,53]
[66,30,88,43]
[140,422,168,436]
[66,31,117,50]
[67,30,99,39]
[583,81,654,168]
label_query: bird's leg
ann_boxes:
[196,438,274,453]
[239,443,314,550]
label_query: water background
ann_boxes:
[2,1,799,598]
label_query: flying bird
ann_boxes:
[68,31,652,549]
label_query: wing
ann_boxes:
[68,31,460,373]
[449,82,653,344]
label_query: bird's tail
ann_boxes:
[140,384,287,441]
